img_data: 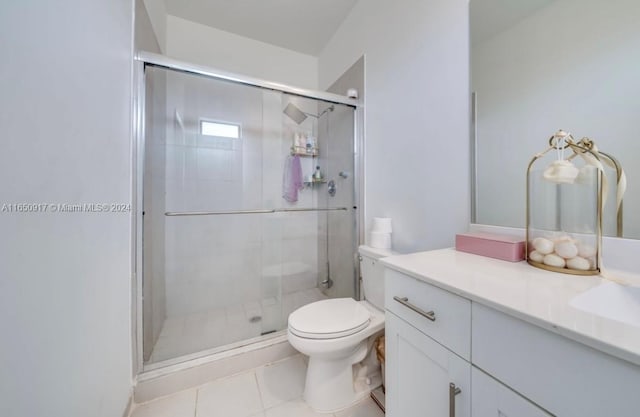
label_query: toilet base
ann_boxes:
[303,338,382,413]
[286,300,386,413]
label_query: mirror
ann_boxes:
[470,0,640,239]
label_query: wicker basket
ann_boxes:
[375,335,385,393]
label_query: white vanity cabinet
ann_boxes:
[385,270,471,417]
[385,269,549,417]
[383,254,640,417]
[471,368,552,417]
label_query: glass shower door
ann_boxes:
[141,65,356,367]
[143,66,282,364]
[317,101,357,300]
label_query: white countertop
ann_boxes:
[381,248,640,366]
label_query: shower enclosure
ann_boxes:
[136,54,360,369]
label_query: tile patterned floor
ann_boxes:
[149,288,327,363]
[131,355,384,417]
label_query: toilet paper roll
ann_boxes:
[370,231,392,249]
[371,217,393,233]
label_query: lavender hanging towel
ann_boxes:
[283,155,303,203]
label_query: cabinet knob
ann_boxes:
[449,382,462,417]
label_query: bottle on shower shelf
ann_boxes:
[313,166,323,180]
[294,132,304,150]
[306,132,316,153]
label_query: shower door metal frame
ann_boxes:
[138,52,359,107]
[132,52,364,375]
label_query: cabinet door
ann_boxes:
[386,311,470,417]
[471,367,552,417]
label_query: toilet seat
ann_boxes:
[288,298,371,340]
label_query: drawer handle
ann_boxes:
[393,296,436,322]
[449,383,462,417]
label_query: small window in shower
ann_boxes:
[200,120,240,139]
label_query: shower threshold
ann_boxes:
[143,329,287,373]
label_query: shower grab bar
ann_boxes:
[164,207,349,217]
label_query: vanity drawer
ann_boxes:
[385,269,471,360]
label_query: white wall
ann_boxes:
[472,0,640,238]
[165,15,319,90]
[319,0,471,253]
[136,0,161,53]
[142,0,167,53]
[0,1,133,416]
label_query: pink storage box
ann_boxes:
[455,232,525,262]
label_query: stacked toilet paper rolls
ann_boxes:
[370,217,392,249]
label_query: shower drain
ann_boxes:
[249,315,262,323]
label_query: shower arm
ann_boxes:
[303,105,335,119]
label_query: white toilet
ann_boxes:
[287,245,394,413]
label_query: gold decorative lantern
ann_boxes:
[526,130,626,275]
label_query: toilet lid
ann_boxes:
[288,298,371,339]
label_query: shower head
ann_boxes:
[283,103,335,124]
[283,103,308,124]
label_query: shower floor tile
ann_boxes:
[148,287,327,363]
[130,355,384,417]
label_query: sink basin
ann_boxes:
[570,282,640,328]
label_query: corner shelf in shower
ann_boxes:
[304,178,327,186]
[290,146,318,157]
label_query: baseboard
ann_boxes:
[133,336,296,403]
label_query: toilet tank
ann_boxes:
[359,245,396,310]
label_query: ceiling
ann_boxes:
[163,0,359,56]
[471,0,556,45]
